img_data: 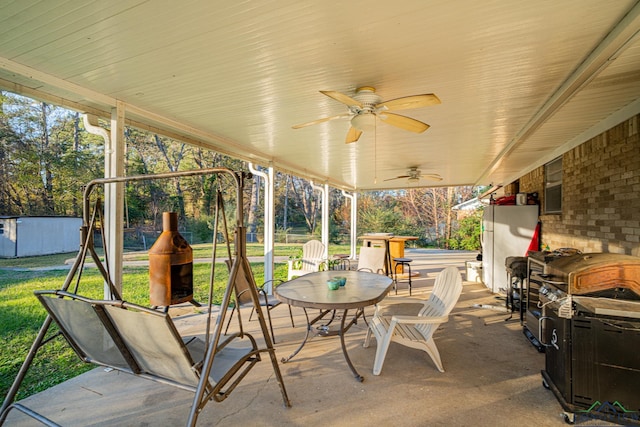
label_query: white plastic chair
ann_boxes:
[356,246,387,274]
[363,266,463,375]
[287,240,327,280]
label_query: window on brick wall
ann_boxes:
[544,157,562,214]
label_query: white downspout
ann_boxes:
[341,190,358,260]
[248,163,275,294]
[310,181,329,260]
[83,108,125,298]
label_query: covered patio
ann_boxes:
[1,1,640,289]
[2,2,639,425]
[3,250,578,426]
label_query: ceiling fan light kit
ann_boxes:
[351,113,376,131]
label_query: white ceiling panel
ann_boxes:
[1,0,639,191]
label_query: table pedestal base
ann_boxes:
[281,308,366,382]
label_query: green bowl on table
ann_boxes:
[327,279,340,290]
[334,276,347,287]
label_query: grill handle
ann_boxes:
[538,316,552,347]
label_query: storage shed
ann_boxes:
[0,216,81,258]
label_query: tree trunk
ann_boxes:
[39,102,55,214]
[283,174,289,231]
[72,112,80,216]
[429,189,439,246]
[247,173,260,241]
[445,187,453,249]
[291,177,318,233]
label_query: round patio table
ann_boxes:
[275,270,393,381]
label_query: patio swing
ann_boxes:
[0,167,290,427]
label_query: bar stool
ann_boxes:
[393,257,413,295]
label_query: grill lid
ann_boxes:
[545,253,640,297]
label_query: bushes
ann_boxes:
[447,211,482,251]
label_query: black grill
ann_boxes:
[529,252,640,424]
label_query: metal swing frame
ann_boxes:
[0,167,290,427]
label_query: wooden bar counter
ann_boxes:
[359,234,418,275]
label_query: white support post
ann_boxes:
[249,163,275,294]
[106,103,125,297]
[322,183,329,259]
[341,190,358,260]
[311,181,330,260]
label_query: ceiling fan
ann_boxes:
[292,87,440,143]
[384,167,443,183]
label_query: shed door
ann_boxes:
[0,220,16,257]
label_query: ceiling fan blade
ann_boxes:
[376,94,441,111]
[383,175,411,182]
[345,126,363,143]
[320,90,363,108]
[378,112,430,133]
[421,174,443,181]
[292,113,351,129]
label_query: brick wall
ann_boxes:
[517,114,640,256]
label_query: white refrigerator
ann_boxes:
[481,205,539,294]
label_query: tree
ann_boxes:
[359,192,398,233]
[191,147,224,217]
[396,186,476,248]
[154,134,187,221]
[448,209,482,250]
[0,92,103,216]
[0,92,24,214]
[288,176,320,234]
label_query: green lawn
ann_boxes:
[0,242,350,402]
[0,242,351,268]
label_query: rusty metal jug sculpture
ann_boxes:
[149,212,193,306]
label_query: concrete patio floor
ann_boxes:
[3,249,586,426]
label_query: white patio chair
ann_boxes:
[363,266,463,375]
[356,246,387,274]
[287,240,327,280]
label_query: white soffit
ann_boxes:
[0,0,639,191]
